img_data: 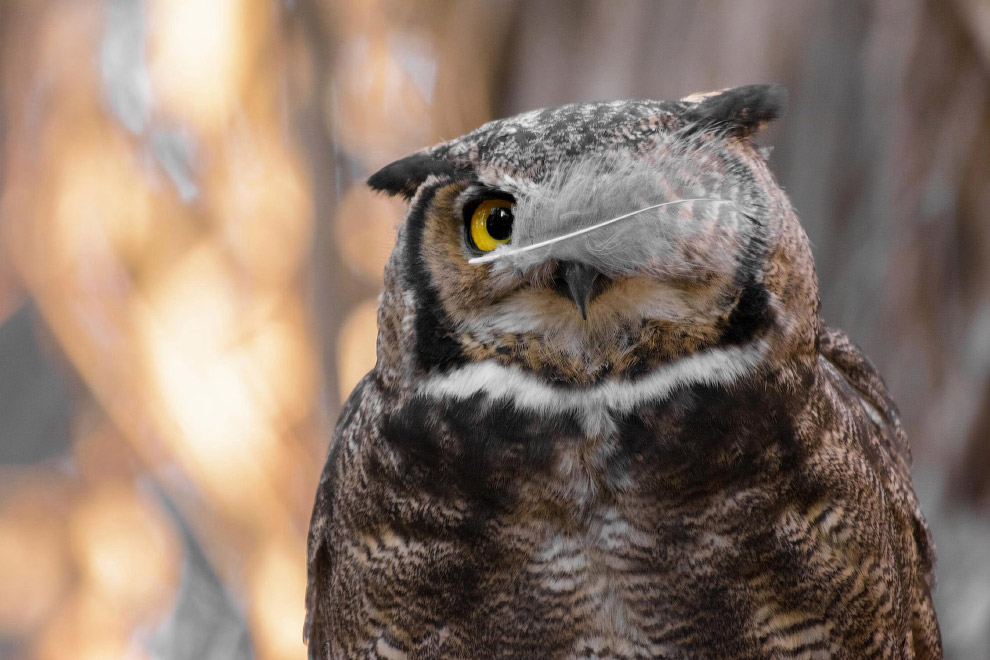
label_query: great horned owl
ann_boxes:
[305,84,942,659]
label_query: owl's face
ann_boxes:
[370,85,819,386]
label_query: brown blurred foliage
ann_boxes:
[0,1,988,659]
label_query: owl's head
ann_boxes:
[368,84,819,389]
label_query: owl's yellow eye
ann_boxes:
[469,199,514,252]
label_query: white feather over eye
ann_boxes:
[469,138,762,280]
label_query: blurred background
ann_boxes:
[0,0,988,658]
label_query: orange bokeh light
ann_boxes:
[334,184,404,285]
[68,481,181,624]
[147,0,253,130]
[0,480,71,637]
[336,297,380,403]
[248,540,309,660]
[35,592,149,660]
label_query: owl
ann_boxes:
[305,84,942,659]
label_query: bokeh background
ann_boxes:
[0,1,988,658]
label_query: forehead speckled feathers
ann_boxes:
[428,98,684,181]
[368,84,787,195]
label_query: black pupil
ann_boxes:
[486,206,513,241]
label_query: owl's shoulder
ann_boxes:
[815,325,910,467]
[304,372,381,650]
[812,325,936,584]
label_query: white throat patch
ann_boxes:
[417,340,768,435]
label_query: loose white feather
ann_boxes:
[465,139,758,279]
[468,198,731,265]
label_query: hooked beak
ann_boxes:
[556,261,605,320]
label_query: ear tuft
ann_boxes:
[682,83,787,138]
[367,153,460,199]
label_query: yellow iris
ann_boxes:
[470,199,514,252]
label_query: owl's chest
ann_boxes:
[467,474,772,659]
[375,381,805,648]
[516,500,668,651]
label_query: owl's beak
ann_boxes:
[556,261,605,320]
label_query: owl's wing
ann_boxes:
[818,326,911,462]
[303,374,370,657]
[818,326,942,657]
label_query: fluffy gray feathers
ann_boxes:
[468,139,756,282]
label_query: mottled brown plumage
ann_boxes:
[306,85,941,659]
